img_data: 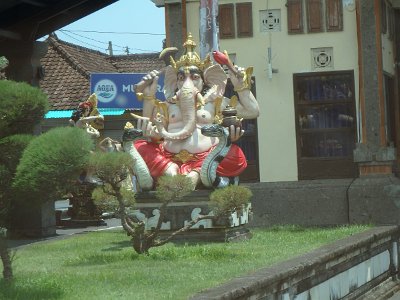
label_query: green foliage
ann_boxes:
[0,165,9,227]
[209,185,253,216]
[155,175,193,203]
[13,127,94,203]
[0,134,34,227]
[89,151,136,208]
[0,134,34,173]
[0,56,8,70]
[88,151,134,186]
[92,184,135,210]
[0,80,49,139]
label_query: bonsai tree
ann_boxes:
[209,185,253,217]
[88,151,139,247]
[13,126,95,204]
[90,148,254,255]
[0,80,48,139]
[0,78,48,281]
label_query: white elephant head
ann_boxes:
[156,33,227,140]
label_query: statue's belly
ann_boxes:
[163,128,218,154]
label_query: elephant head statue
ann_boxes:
[154,34,227,140]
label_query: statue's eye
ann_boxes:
[177,74,185,81]
[192,74,200,80]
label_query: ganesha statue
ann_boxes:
[125,33,259,191]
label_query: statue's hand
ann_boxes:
[228,66,251,93]
[142,70,160,98]
[137,117,159,139]
[229,125,244,142]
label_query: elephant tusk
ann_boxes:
[130,113,150,121]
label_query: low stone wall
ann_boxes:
[246,176,400,227]
[246,179,352,227]
[191,226,400,300]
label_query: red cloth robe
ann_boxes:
[134,140,247,178]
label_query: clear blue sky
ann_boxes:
[49,0,166,55]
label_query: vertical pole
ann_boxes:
[182,0,187,42]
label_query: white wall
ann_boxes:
[185,0,359,182]
[382,33,395,76]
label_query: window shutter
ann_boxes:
[219,4,235,39]
[306,0,322,33]
[326,0,343,31]
[381,0,387,34]
[388,4,394,40]
[287,0,304,34]
[236,2,253,37]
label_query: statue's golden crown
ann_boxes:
[170,33,212,72]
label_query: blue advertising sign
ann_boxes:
[90,73,165,109]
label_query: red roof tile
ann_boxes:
[39,35,165,110]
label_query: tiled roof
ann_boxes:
[39,35,165,110]
[110,53,164,73]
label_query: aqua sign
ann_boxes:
[90,73,165,109]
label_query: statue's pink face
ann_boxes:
[177,67,204,92]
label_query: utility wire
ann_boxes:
[60,29,165,36]
[59,29,127,49]
[58,29,158,54]
[58,31,106,52]
[57,30,161,53]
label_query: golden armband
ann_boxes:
[233,67,254,92]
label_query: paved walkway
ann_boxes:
[388,292,400,300]
[7,218,122,249]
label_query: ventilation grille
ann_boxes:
[260,10,281,32]
[311,47,334,70]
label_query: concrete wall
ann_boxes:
[184,0,360,183]
[191,226,400,300]
[246,180,352,227]
[247,175,400,227]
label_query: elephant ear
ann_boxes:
[203,64,227,100]
[163,65,177,100]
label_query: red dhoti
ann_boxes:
[134,140,247,178]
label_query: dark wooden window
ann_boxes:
[287,0,304,34]
[236,2,253,37]
[293,71,357,179]
[219,4,235,39]
[224,78,259,183]
[306,0,323,33]
[384,74,396,145]
[381,0,387,34]
[388,4,394,40]
[326,0,343,31]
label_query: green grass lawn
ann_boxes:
[1,225,369,300]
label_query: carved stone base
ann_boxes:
[132,190,252,243]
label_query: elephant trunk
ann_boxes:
[156,76,197,140]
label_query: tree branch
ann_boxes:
[147,200,170,241]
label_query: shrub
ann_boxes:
[0,134,34,227]
[0,80,49,139]
[155,175,193,203]
[13,127,94,203]
[89,151,136,208]
[209,185,253,216]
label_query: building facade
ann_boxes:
[154,0,400,225]
[157,0,400,182]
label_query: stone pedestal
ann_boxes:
[132,190,252,243]
[8,200,56,238]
